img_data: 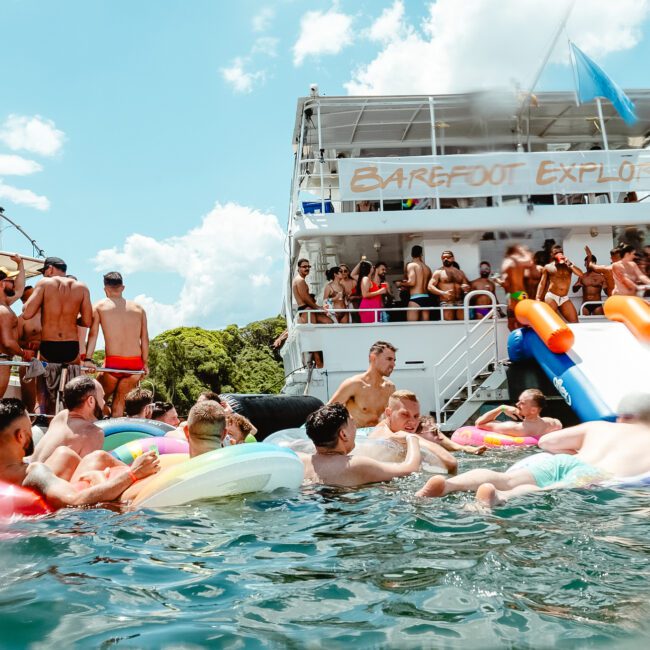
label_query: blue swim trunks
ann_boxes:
[522,453,608,489]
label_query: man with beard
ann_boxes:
[373,261,393,322]
[0,254,29,397]
[468,261,497,319]
[536,246,583,323]
[31,376,106,463]
[428,250,471,321]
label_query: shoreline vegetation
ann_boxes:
[94,316,286,414]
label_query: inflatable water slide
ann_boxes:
[508,297,650,422]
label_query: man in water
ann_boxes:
[151,401,181,427]
[124,387,153,418]
[416,392,650,507]
[399,245,433,321]
[17,285,41,412]
[585,245,619,296]
[612,244,650,295]
[500,244,534,331]
[292,258,330,324]
[573,255,606,315]
[475,389,562,439]
[369,390,458,473]
[298,402,422,487]
[328,340,396,427]
[22,257,93,414]
[536,246,583,323]
[468,261,497,319]
[0,255,29,398]
[428,250,470,321]
[84,272,149,417]
[31,375,106,464]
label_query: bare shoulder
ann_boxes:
[94,298,111,311]
[383,378,396,392]
[544,417,562,431]
[125,300,145,313]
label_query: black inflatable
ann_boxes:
[219,393,324,441]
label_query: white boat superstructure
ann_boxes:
[281,91,650,429]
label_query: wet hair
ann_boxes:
[411,245,423,257]
[620,244,636,256]
[0,398,27,434]
[198,390,221,402]
[618,392,650,425]
[151,401,175,420]
[226,412,257,438]
[325,266,341,281]
[369,340,397,356]
[103,271,123,286]
[388,389,419,408]
[64,376,98,410]
[521,388,546,410]
[305,403,350,450]
[187,400,225,442]
[125,387,153,416]
[355,260,373,296]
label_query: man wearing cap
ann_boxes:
[0,254,28,398]
[84,272,149,417]
[21,256,92,413]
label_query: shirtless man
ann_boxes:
[124,387,153,418]
[84,272,148,417]
[298,402,422,487]
[0,255,29,398]
[524,251,545,300]
[536,247,583,323]
[428,251,470,321]
[400,245,433,321]
[475,389,562,439]
[417,415,486,455]
[612,244,650,296]
[369,390,458,473]
[31,375,106,463]
[416,391,650,506]
[17,286,41,411]
[500,244,534,331]
[292,258,330,325]
[585,245,619,296]
[22,257,93,414]
[468,261,497,319]
[0,398,159,509]
[328,340,396,427]
[151,401,180,427]
[573,255,606,315]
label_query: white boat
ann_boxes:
[280,90,650,430]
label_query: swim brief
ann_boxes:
[39,340,80,364]
[472,306,492,318]
[105,355,145,380]
[409,294,432,308]
[509,291,528,302]
[523,453,608,489]
[545,291,570,307]
[582,303,602,315]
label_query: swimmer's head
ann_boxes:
[305,403,356,452]
[516,389,546,417]
[224,412,257,445]
[386,390,420,433]
[185,400,225,457]
[617,392,650,425]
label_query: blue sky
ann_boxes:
[1,0,649,335]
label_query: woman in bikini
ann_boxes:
[323,266,349,323]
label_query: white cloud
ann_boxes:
[252,7,275,32]
[293,8,354,66]
[252,36,279,57]
[93,202,285,336]
[0,181,49,210]
[367,0,407,44]
[0,114,65,156]
[0,154,42,175]
[345,0,650,95]
[221,57,265,93]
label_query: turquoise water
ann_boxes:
[2,450,650,648]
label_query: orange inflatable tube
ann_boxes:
[604,295,650,342]
[514,299,574,353]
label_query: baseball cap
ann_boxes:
[37,257,67,273]
[0,266,19,281]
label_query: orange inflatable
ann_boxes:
[604,295,650,342]
[515,299,574,353]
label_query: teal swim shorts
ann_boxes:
[525,453,608,489]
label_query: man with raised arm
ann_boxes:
[0,398,159,509]
[415,392,650,507]
[536,246,583,323]
[475,389,562,440]
[573,255,606,315]
[428,250,471,321]
[399,245,433,321]
[84,272,149,417]
[22,257,93,413]
[585,245,619,297]
[298,402,421,487]
[500,244,534,331]
[328,340,396,427]
[612,244,650,295]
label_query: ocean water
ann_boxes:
[2,450,650,649]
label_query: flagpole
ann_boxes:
[595,97,615,203]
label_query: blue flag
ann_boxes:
[570,42,637,125]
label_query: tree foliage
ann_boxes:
[147,316,286,414]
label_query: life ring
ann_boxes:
[451,425,539,448]
[97,417,173,437]
[0,480,52,519]
[132,443,304,508]
[110,437,189,465]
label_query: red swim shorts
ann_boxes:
[105,355,145,380]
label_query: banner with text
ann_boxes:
[337,150,650,200]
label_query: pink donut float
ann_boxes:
[0,480,52,519]
[451,425,539,448]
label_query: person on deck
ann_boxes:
[536,246,583,323]
[292,259,330,325]
[353,259,387,324]
[399,246,434,321]
[428,251,470,321]
[612,244,650,295]
[500,244,534,331]
[468,261,497,319]
[17,285,41,412]
[585,245,619,297]
[573,255,606,315]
